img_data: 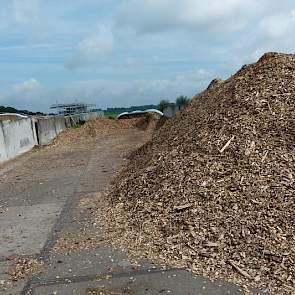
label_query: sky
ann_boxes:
[0,0,294,112]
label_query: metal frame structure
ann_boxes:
[50,103,94,115]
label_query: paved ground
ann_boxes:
[0,128,246,295]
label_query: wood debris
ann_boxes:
[99,52,295,295]
[228,260,252,280]
[220,136,235,153]
[8,259,44,281]
[173,203,193,211]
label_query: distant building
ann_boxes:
[50,103,94,115]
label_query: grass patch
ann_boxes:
[104,112,118,119]
[71,123,82,129]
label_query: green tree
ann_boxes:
[158,99,170,112]
[176,96,190,107]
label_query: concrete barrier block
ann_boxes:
[71,115,80,125]
[65,117,72,128]
[54,117,67,134]
[0,125,8,162]
[36,118,58,145]
[0,119,37,163]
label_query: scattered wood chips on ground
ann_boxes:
[98,52,295,294]
[8,259,44,281]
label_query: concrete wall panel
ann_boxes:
[36,118,65,145]
[0,119,37,163]
[0,126,7,162]
[54,117,67,134]
[36,118,56,145]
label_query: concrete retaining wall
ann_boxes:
[35,117,64,146]
[0,126,7,161]
[84,111,104,121]
[0,119,37,163]
[163,105,186,118]
[163,105,180,118]
[0,111,104,164]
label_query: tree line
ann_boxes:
[0,105,45,116]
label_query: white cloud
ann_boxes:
[13,0,40,25]
[65,24,114,70]
[259,11,295,38]
[0,79,45,111]
[117,0,266,33]
[12,78,41,93]
[249,10,295,59]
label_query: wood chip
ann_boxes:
[173,203,193,211]
[220,136,235,153]
[228,260,252,280]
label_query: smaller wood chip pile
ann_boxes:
[102,53,295,294]
[50,115,158,147]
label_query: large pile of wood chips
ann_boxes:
[102,53,295,294]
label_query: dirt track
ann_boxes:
[0,121,244,294]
